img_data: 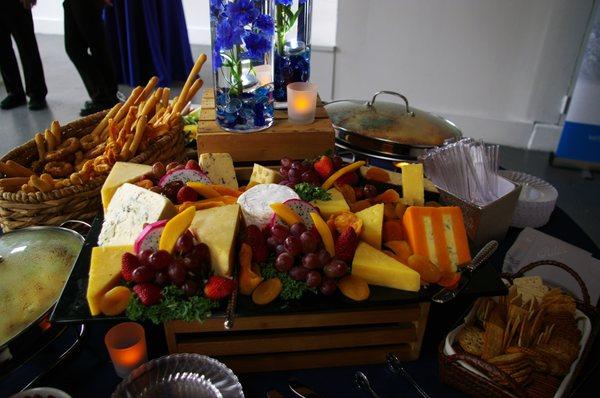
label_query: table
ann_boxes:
[2,207,598,397]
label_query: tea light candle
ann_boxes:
[105,322,147,378]
[254,64,272,86]
[287,82,318,124]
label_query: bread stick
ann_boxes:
[140,93,160,118]
[5,160,35,177]
[0,177,29,191]
[135,76,159,105]
[28,175,53,193]
[176,53,207,112]
[161,87,170,107]
[90,102,122,138]
[34,133,46,160]
[129,114,147,156]
[185,79,203,105]
[112,86,143,125]
[44,129,56,152]
[50,120,61,145]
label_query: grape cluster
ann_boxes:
[126,231,211,297]
[135,160,202,204]
[279,158,320,187]
[268,222,349,295]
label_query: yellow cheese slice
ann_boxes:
[351,242,420,292]
[355,203,384,249]
[249,163,281,184]
[101,162,152,210]
[310,188,349,219]
[398,162,425,206]
[87,245,132,316]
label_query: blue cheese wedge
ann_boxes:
[98,183,177,246]
[236,184,299,227]
[199,153,238,189]
[249,163,281,184]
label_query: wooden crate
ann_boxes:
[196,90,334,163]
[164,302,430,373]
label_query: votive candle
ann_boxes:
[105,322,147,378]
[287,82,318,124]
[254,64,272,86]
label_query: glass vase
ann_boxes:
[210,0,275,132]
[273,0,312,107]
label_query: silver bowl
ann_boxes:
[112,354,244,398]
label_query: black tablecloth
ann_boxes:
[2,207,598,397]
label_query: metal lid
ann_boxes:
[325,91,461,156]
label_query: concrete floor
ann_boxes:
[1,34,599,247]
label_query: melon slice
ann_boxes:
[159,206,196,253]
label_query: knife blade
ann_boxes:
[288,378,323,398]
[431,240,498,303]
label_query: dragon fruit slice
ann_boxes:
[134,220,167,254]
[158,168,211,188]
[282,199,318,227]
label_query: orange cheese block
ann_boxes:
[402,206,470,273]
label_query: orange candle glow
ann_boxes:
[254,64,272,86]
[105,322,147,377]
[287,82,318,124]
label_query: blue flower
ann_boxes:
[243,32,272,60]
[215,17,244,50]
[299,0,307,4]
[226,0,259,26]
[275,0,293,6]
[212,45,223,70]
[254,14,274,36]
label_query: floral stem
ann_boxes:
[234,44,243,95]
[276,4,286,54]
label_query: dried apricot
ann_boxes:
[374,189,401,204]
[239,243,263,295]
[365,166,390,183]
[394,202,407,219]
[382,220,404,242]
[135,179,154,189]
[349,199,373,213]
[407,254,442,283]
[100,286,131,316]
[333,211,363,234]
[252,278,283,305]
[384,240,412,263]
[338,275,370,301]
[383,203,397,220]
[334,182,357,204]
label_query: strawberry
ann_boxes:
[121,252,140,282]
[204,276,236,300]
[313,155,334,179]
[243,225,268,263]
[133,283,162,306]
[334,226,359,262]
[335,171,359,186]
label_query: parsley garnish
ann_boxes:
[126,285,219,324]
[262,258,312,300]
[294,182,331,202]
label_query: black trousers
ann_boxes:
[0,0,47,99]
[63,0,117,104]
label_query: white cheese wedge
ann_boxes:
[98,183,177,246]
[236,183,299,227]
[199,153,238,189]
[249,163,281,184]
[101,162,152,210]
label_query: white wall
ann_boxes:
[333,0,595,150]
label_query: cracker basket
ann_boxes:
[0,110,186,231]
[438,260,599,398]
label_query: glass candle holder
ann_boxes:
[287,82,317,124]
[105,322,148,378]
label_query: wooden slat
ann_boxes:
[166,305,423,333]
[199,107,329,121]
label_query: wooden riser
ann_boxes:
[164,303,430,373]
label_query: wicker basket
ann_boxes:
[0,111,186,231]
[439,260,599,398]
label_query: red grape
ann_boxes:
[363,184,378,198]
[302,253,320,269]
[288,168,301,183]
[175,232,195,254]
[317,249,331,266]
[148,250,172,270]
[181,279,200,296]
[290,223,307,237]
[150,186,163,194]
[289,266,309,281]
[323,259,349,278]
[354,186,365,200]
[301,160,312,170]
[168,260,187,286]
[266,236,279,248]
[154,271,169,286]
[279,166,289,178]
[177,186,198,204]
[281,157,292,168]
[320,278,338,295]
[275,244,286,255]
[275,252,294,272]
[138,249,153,267]
[185,159,202,171]
[284,236,302,256]
[152,162,166,178]
[332,155,344,169]
[270,224,290,242]
[300,231,318,254]
[191,243,210,264]
[132,265,155,283]
[301,170,321,184]
[306,271,322,288]
[291,160,303,170]
[163,181,184,202]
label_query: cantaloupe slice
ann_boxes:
[159,206,196,253]
[355,203,384,249]
[310,212,335,257]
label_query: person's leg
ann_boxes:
[0,0,26,109]
[10,2,47,109]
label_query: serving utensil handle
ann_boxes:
[367,91,415,116]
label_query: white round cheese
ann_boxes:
[237,184,299,228]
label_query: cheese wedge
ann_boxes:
[249,163,281,184]
[87,245,132,316]
[403,206,470,273]
[190,204,241,277]
[101,162,153,210]
[351,242,420,292]
[310,188,349,219]
[98,183,177,246]
[398,162,425,206]
[199,153,238,189]
[355,203,384,249]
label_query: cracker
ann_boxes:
[482,321,505,360]
[457,325,484,356]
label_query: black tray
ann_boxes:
[51,212,507,324]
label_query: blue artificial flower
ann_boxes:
[215,17,244,50]
[243,32,272,60]
[212,45,223,70]
[226,0,259,26]
[299,0,307,4]
[254,14,274,36]
[275,0,293,6]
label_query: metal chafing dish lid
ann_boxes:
[325,91,461,156]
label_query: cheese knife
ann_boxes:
[431,240,499,304]
[288,378,323,398]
